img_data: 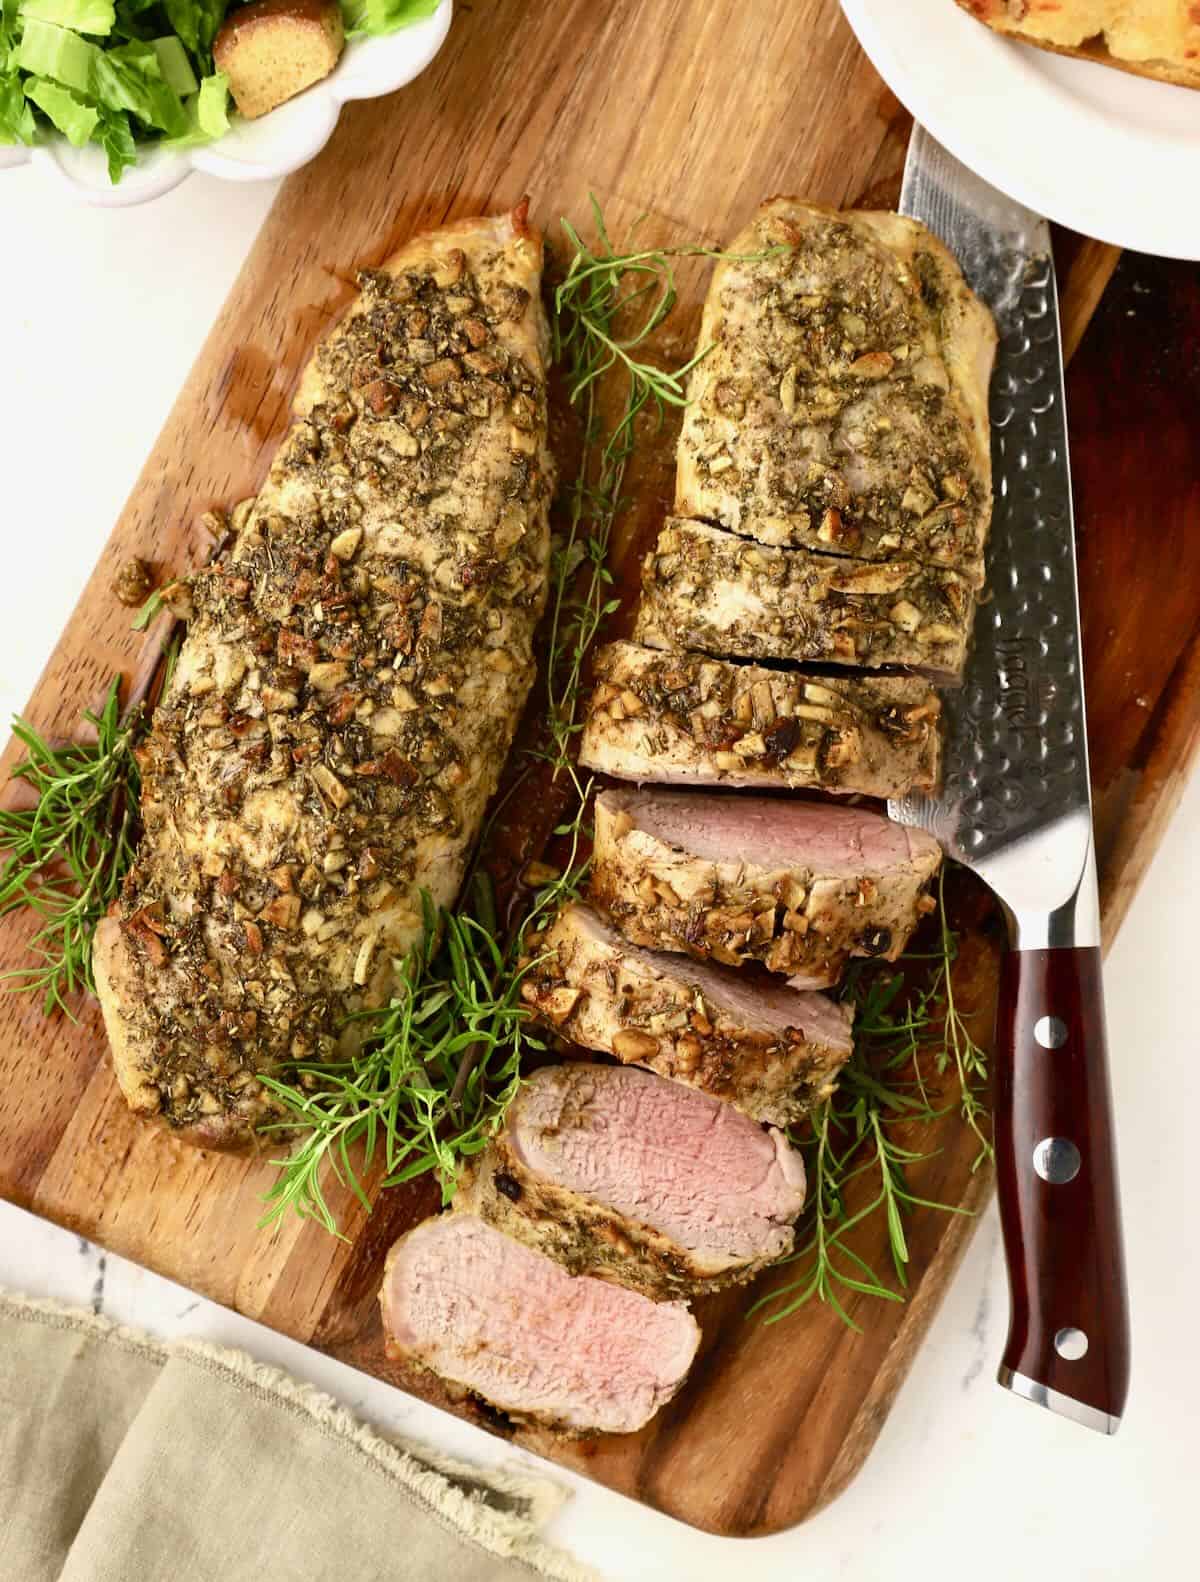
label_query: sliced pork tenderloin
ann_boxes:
[379,1213,699,1435]
[521,901,853,1125]
[591,788,941,987]
[635,518,974,679]
[579,640,941,799]
[460,1063,806,1300]
[676,199,995,586]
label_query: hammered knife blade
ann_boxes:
[890,125,1129,1435]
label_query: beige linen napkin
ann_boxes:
[0,1292,596,1582]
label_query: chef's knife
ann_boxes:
[890,126,1130,1435]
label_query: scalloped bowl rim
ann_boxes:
[0,0,453,208]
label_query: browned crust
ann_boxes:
[579,642,943,801]
[955,4,1200,91]
[674,199,996,587]
[589,794,943,985]
[214,0,344,49]
[1016,30,1200,90]
[92,918,259,1154]
[389,204,540,270]
[520,912,853,1126]
[213,0,345,121]
[636,519,975,678]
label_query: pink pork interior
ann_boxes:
[509,1064,806,1260]
[382,1215,699,1434]
[604,786,937,873]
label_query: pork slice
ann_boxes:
[591,787,941,986]
[379,1214,699,1435]
[94,207,553,1149]
[461,1063,806,1299]
[579,640,941,799]
[521,902,853,1125]
[635,518,974,679]
[676,200,995,586]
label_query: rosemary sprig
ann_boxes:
[930,881,992,1167]
[258,885,541,1233]
[0,681,141,1017]
[751,879,992,1330]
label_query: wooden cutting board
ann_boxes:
[3,0,1199,1537]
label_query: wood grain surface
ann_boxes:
[2,0,1198,1537]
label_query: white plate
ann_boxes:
[841,0,1200,259]
[0,1,452,207]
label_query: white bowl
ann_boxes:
[0,1,453,208]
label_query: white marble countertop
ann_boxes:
[2,167,1197,1581]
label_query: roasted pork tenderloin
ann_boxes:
[579,640,941,799]
[521,901,853,1125]
[675,199,996,587]
[93,209,552,1149]
[460,1063,807,1299]
[379,1213,700,1434]
[636,518,974,679]
[591,787,941,987]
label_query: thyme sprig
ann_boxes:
[751,872,992,1330]
[0,681,142,1017]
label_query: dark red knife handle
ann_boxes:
[995,945,1130,1430]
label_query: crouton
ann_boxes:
[213,0,345,121]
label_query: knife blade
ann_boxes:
[890,125,1130,1435]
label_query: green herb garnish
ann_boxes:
[0,679,141,1016]
[751,870,993,1329]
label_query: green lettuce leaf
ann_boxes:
[161,0,223,60]
[25,74,98,142]
[111,0,168,39]
[343,0,441,41]
[194,63,224,133]
[160,65,224,147]
[1,0,18,52]
[0,70,36,142]
[95,99,134,177]
[16,17,97,92]
[19,0,116,36]
[92,38,188,134]
[151,32,196,94]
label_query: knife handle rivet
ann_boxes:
[1033,1137,1081,1184]
[1054,1327,1089,1362]
[1034,1015,1067,1049]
